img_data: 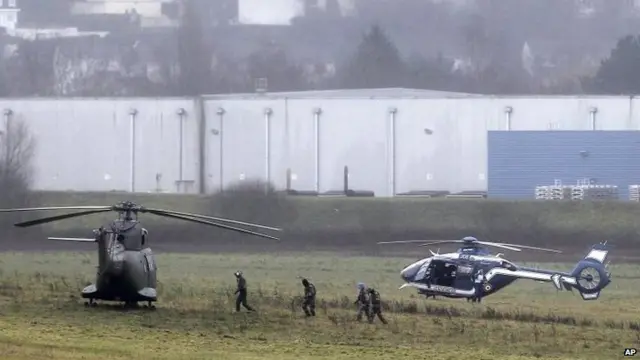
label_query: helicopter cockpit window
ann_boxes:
[141,229,148,246]
[414,259,431,281]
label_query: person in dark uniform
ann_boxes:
[472,268,485,303]
[301,278,316,317]
[424,263,434,288]
[366,287,388,324]
[354,282,370,321]
[234,271,256,312]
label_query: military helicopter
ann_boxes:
[0,201,282,309]
[378,236,612,301]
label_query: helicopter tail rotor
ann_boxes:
[568,242,612,300]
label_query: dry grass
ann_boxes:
[0,251,637,359]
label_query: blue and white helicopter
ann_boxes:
[378,236,612,301]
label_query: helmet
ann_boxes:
[302,278,309,286]
[357,282,366,290]
[234,271,242,278]
[462,236,478,242]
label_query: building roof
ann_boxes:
[203,87,483,99]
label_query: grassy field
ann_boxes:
[0,251,638,359]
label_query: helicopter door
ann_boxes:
[142,255,152,283]
[453,263,474,290]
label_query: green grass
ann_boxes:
[0,251,638,359]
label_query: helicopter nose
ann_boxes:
[109,259,124,276]
[400,268,411,282]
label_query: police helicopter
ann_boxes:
[0,201,281,309]
[378,236,612,301]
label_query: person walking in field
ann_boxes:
[301,278,316,317]
[355,282,370,321]
[366,287,388,324]
[234,271,256,312]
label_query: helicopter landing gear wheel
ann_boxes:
[577,266,602,291]
[85,299,97,307]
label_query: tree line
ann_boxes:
[3,1,640,96]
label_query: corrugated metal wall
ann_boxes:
[3,95,640,196]
[487,131,640,199]
[0,98,198,193]
[203,96,640,196]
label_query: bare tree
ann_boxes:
[0,117,35,197]
[0,116,37,237]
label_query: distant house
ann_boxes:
[0,0,20,31]
[237,0,356,25]
[71,0,178,27]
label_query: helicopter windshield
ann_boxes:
[401,258,430,280]
[109,231,143,251]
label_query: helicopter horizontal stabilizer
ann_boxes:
[48,237,95,242]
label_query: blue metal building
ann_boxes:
[487,131,640,199]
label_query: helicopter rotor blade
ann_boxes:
[144,210,280,241]
[13,209,113,228]
[475,241,522,252]
[48,237,96,242]
[414,240,522,251]
[0,206,111,213]
[481,241,562,253]
[143,208,282,232]
[416,240,466,247]
[377,240,446,245]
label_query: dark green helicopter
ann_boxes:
[0,201,281,309]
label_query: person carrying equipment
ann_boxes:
[301,278,316,317]
[234,271,256,312]
[354,282,370,321]
[366,287,388,324]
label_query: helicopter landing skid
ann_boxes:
[123,301,156,310]
[142,301,156,310]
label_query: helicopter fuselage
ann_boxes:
[398,243,612,301]
[81,220,158,304]
[400,250,520,299]
[0,200,282,308]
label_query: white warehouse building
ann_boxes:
[0,89,638,196]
